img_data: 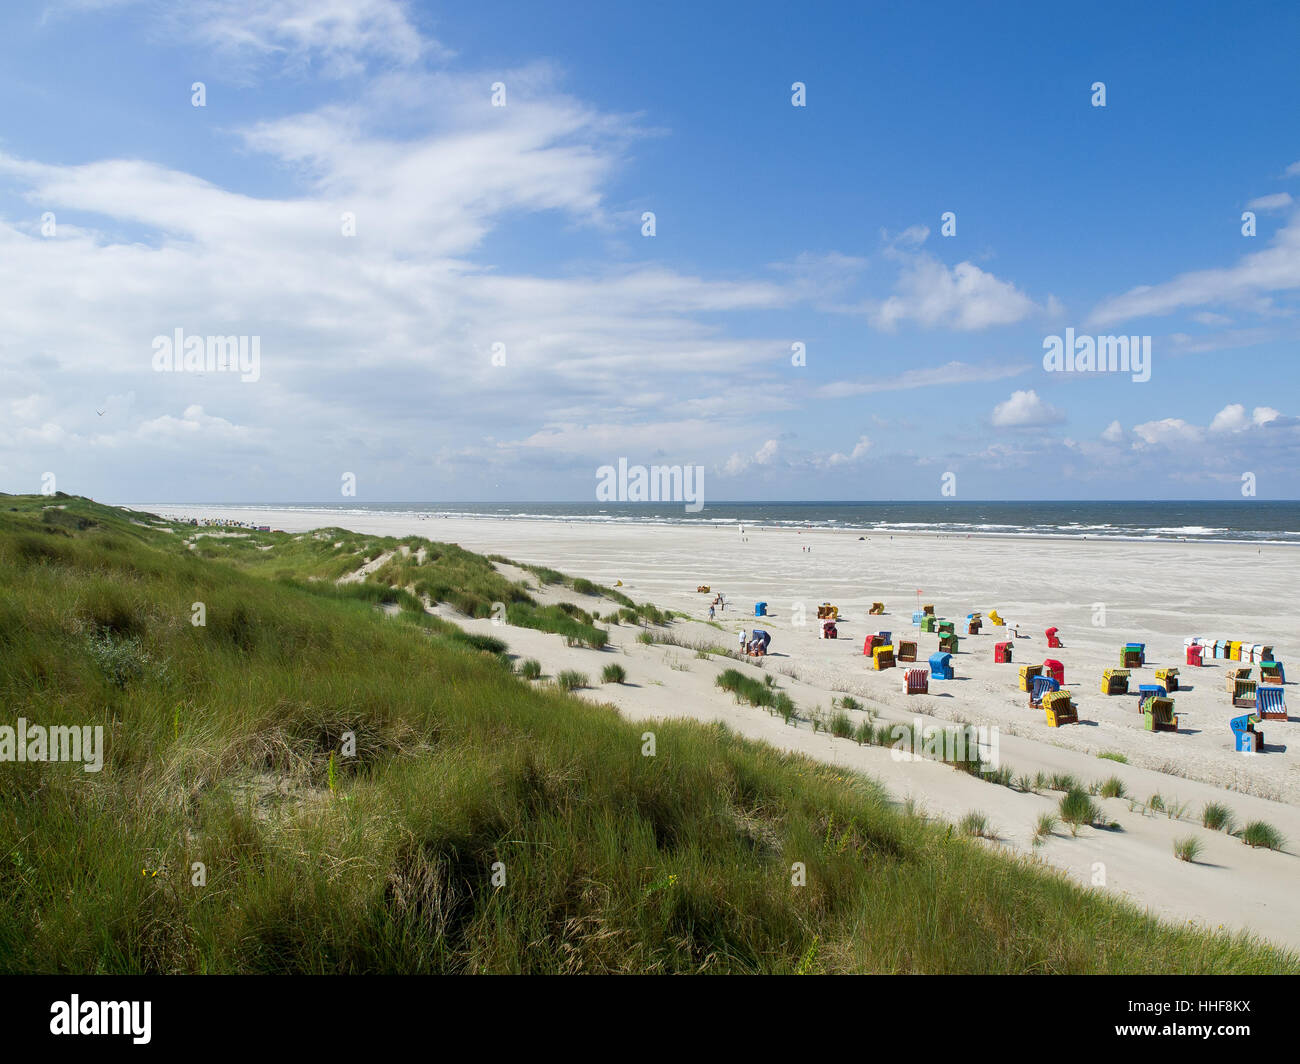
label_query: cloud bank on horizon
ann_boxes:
[2,0,1298,501]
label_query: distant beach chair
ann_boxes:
[819,619,838,639]
[1121,644,1144,668]
[938,634,959,654]
[1185,644,1203,667]
[1231,713,1264,753]
[1018,664,1043,692]
[696,585,710,593]
[1154,667,1179,692]
[1259,661,1285,684]
[988,609,1004,626]
[754,601,767,617]
[817,603,839,620]
[896,639,917,663]
[1030,674,1060,709]
[1141,696,1178,732]
[869,602,885,615]
[920,615,937,633]
[922,604,935,616]
[905,668,929,695]
[1256,684,1287,721]
[937,620,955,636]
[1225,667,1251,694]
[929,652,954,680]
[873,645,896,671]
[1042,659,1065,685]
[994,641,1013,664]
[862,634,881,656]
[1101,668,1130,695]
[912,610,925,625]
[1045,626,1062,649]
[1214,639,1230,660]
[967,614,982,635]
[1043,690,1078,727]
[1137,684,1166,710]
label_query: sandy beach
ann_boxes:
[138,506,1300,950]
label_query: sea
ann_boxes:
[151,500,1300,545]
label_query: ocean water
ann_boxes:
[156,500,1300,545]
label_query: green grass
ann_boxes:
[1059,788,1101,837]
[601,663,627,685]
[519,659,543,681]
[1173,837,1203,864]
[1099,776,1127,800]
[1239,821,1286,851]
[555,670,589,691]
[0,493,1296,973]
[1097,752,1129,764]
[1201,803,1235,833]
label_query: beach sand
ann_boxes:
[140,506,1300,952]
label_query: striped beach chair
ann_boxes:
[1100,668,1129,695]
[1256,685,1287,721]
[1043,689,1078,727]
[1018,664,1043,692]
[1259,661,1285,684]
[1154,667,1179,692]
[1141,696,1178,732]
[905,668,929,695]
[1232,677,1257,709]
[1030,674,1060,709]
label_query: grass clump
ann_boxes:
[959,812,995,839]
[519,659,543,680]
[601,663,627,684]
[1099,776,1127,800]
[1097,752,1129,764]
[1239,821,1286,851]
[1201,803,1235,833]
[1059,788,1101,837]
[1173,837,1203,863]
[1033,814,1058,846]
[556,670,588,691]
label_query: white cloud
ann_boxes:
[867,252,1044,332]
[1131,418,1202,448]
[1100,419,1124,443]
[816,360,1030,399]
[821,436,872,467]
[990,389,1062,428]
[1209,403,1281,433]
[1247,192,1294,211]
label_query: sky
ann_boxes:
[1,0,1298,503]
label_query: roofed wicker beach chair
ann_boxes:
[1045,626,1062,648]
[905,668,928,694]
[869,601,885,615]
[896,639,917,663]
[912,610,925,625]
[1232,677,1257,709]
[1259,661,1285,684]
[938,633,959,654]
[922,603,935,616]
[1185,642,1203,667]
[1043,689,1078,727]
[1154,667,1179,692]
[872,645,896,671]
[1225,667,1251,694]
[1141,696,1177,732]
[988,609,1004,626]
[1018,663,1043,692]
[920,615,937,633]
[1100,668,1129,695]
[929,652,954,680]
[862,634,881,656]
[1030,674,1060,709]
[696,585,710,593]
[1121,645,1143,668]
[994,640,1013,663]
[1042,658,1065,684]
[1231,713,1264,753]
[1137,683,1166,710]
[1256,684,1287,721]
[937,620,955,636]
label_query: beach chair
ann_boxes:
[938,634,959,654]
[1018,664,1043,692]
[1137,683,1166,709]
[1257,644,1274,662]
[696,585,710,593]
[873,645,896,671]
[1121,645,1143,668]
[1043,690,1078,727]
[1259,661,1285,684]
[1231,713,1264,753]
[896,639,917,663]
[1154,667,1179,692]
[1185,644,1203,667]
[905,668,928,695]
[869,602,885,615]
[1100,668,1129,695]
[1029,674,1060,708]
[1141,696,1178,732]
[1229,641,1243,661]
[929,652,954,680]
[937,620,955,636]
[920,615,937,633]
[994,641,1013,663]
[1042,659,1065,684]
[1045,626,1062,649]
[878,630,892,644]
[819,619,838,640]
[1225,667,1251,694]
[912,610,925,625]
[1214,639,1230,660]
[967,616,982,635]
[922,604,935,616]
[1256,685,1287,721]
[862,634,881,656]
[754,602,767,617]
[1232,678,1257,709]
[988,609,1004,626]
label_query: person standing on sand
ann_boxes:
[708,604,715,620]
[739,628,747,651]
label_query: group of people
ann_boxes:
[708,591,726,620]
[737,628,771,657]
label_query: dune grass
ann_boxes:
[0,494,1296,974]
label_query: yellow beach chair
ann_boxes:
[1019,664,1043,692]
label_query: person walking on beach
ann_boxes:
[708,604,715,620]
[739,628,747,652]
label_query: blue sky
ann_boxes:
[1,0,1298,502]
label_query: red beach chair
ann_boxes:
[905,669,929,695]
[1045,627,1062,649]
